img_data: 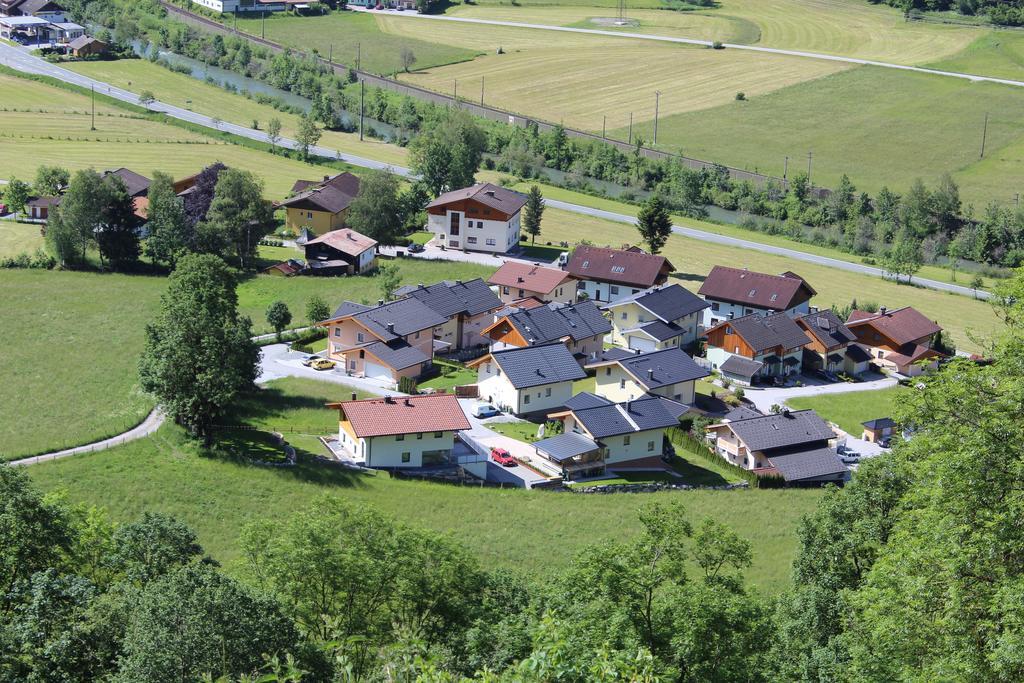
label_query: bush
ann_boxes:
[398,376,418,394]
[733,387,745,400]
[291,342,312,354]
[735,91,746,101]
[712,41,725,49]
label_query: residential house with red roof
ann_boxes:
[302,228,378,276]
[487,261,576,305]
[698,266,816,329]
[328,393,472,468]
[280,172,360,236]
[845,306,945,376]
[425,182,528,254]
[566,245,673,303]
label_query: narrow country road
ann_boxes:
[0,43,990,300]
[360,8,1024,89]
[10,408,166,467]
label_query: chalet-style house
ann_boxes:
[487,261,575,305]
[189,0,306,14]
[795,309,870,376]
[705,312,810,386]
[103,168,151,221]
[393,278,503,350]
[535,393,688,479]
[3,0,65,21]
[302,228,377,276]
[592,347,709,405]
[707,408,847,484]
[566,245,674,303]
[328,394,471,469]
[468,343,586,416]
[425,183,527,254]
[280,172,360,235]
[481,300,612,365]
[861,417,896,444]
[845,306,944,376]
[603,283,710,352]
[67,35,107,57]
[698,266,816,329]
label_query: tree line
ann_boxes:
[869,0,1024,26]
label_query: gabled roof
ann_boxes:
[584,347,636,368]
[719,409,834,452]
[325,298,447,340]
[846,306,942,346]
[566,245,673,288]
[394,278,501,318]
[489,300,611,345]
[291,172,360,196]
[724,405,763,421]
[720,355,764,379]
[487,261,573,294]
[767,446,847,482]
[534,432,601,463]
[328,301,371,320]
[68,35,104,50]
[606,347,709,390]
[280,184,358,215]
[15,0,61,14]
[845,344,871,363]
[481,343,587,389]
[26,195,60,208]
[563,392,613,411]
[797,309,856,348]
[103,168,150,197]
[629,320,685,342]
[604,283,709,321]
[572,395,686,439]
[886,343,944,366]
[334,394,470,438]
[698,266,816,310]
[364,340,430,370]
[426,182,527,214]
[304,228,377,257]
[711,312,810,353]
[862,417,896,430]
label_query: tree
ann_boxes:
[138,254,259,444]
[523,185,545,244]
[2,177,31,219]
[400,46,416,72]
[306,295,330,325]
[883,229,924,284]
[970,274,984,298]
[409,109,486,196]
[378,262,401,302]
[182,162,227,228]
[138,89,156,106]
[34,165,69,196]
[266,117,282,153]
[144,171,191,268]
[635,194,673,254]
[106,512,203,585]
[95,174,140,270]
[51,169,107,264]
[199,168,273,269]
[266,301,292,340]
[347,169,405,245]
[295,113,322,161]
[398,180,430,231]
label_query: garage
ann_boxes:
[627,335,657,353]
[364,360,393,381]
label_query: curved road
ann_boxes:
[0,43,988,299]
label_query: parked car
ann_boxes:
[308,358,336,371]
[473,403,500,418]
[301,355,321,367]
[408,242,425,253]
[491,448,517,467]
[815,368,840,383]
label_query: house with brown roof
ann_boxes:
[698,266,816,329]
[795,308,869,376]
[487,261,576,305]
[328,393,471,469]
[302,228,377,276]
[845,306,945,376]
[425,182,527,254]
[565,245,673,303]
[280,172,360,236]
[67,35,108,57]
[705,312,811,385]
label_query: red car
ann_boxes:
[491,448,517,467]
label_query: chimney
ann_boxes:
[404,398,412,406]
[485,190,495,197]
[782,408,791,417]
[418,283,425,289]
[634,348,641,355]
[384,396,395,404]
[647,368,654,380]
[879,306,887,315]
[351,392,357,401]
[387,322,395,334]
[809,305,818,314]
[455,279,462,285]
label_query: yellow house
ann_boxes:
[591,347,708,405]
[603,284,709,353]
[280,172,360,235]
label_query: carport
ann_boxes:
[534,432,606,480]
[720,355,763,387]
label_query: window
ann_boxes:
[748,289,757,297]
[619,379,626,389]
[467,236,478,244]
[647,440,655,452]
[476,220,484,228]
[545,387,551,397]
[770,293,778,302]
[745,309,753,315]
[357,332,364,342]
[359,350,365,359]
[582,260,590,269]
[416,433,423,440]
[877,350,884,358]
[307,211,313,219]
[711,302,720,311]
[485,238,496,246]
[524,394,531,405]
[725,326,732,334]
[620,311,627,320]
[449,240,459,247]
[605,368,611,376]
[632,289,639,295]
[624,435,631,446]
[734,346,740,354]
[449,212,460,236]
[401,452,411,463]
[415,331,420,339]
[349,360,356,370]
[485,363,491,373]
[434,432,442,438]
[518,289,525,298]
[333,328,341,337]
[396,434,405,441]
[611,266,625,273]
[610,286,619,295]
[502,286,509,295]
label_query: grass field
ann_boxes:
[926,30,1024,81]
[28,376,823,591]
[787,386,907,435]
[0,222,45,258]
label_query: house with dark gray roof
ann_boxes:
[425,182,527,254]
[705,312,811,385]
[482,300,613,366]
[280,172,360,237]
[393,278,503,349]
[603,283,710,352]
[795,308,868,376]
[468,343,587,415]
[591,347,709,406]
[706,408,847,484]
[537,393,688,478]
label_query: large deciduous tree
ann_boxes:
[144,171,191,268]
[346,168,404,245]
[409,109,486,196]
[635,194,673,254]
[198,168,273,270]
[2,177,31,219]
[47,169,107,266]
[95,174,140,270]
[295,113,322,161]
[34,165,69,196]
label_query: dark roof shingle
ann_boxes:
[698,266,815,310]
[394,278,501,318]
[573,395,684,438]
[724,409,834,452]
[767,446,847,482]
[501,300,611,344]
[426,182,527,214]
[846,306,942,346]
[715,313,810,353]
[605,283,709,321]
[614,347,709,390]
[489,343,587,389]
[566,245,673,288]
[797,309,856,348]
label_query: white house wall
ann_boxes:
[427,211,520,254]
[338,429,457,468]
[477,362,575,415]
[703,299,811,328]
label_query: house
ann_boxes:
[0,14,49,41]
[603,283,709,352]
[189,0,301,13]
[706,408,847,484]
[566,245,674,303]
[861,417,896,444]
[393,278,503,350]
[592,347,709,405]
[468,343,586,416]
[103,168,151,198]
[487,261,575,305]
[698,266,816,329]
[536,393,688,478]
[795,309,864,376]
[704,312,811,385]
[25,196,59,221]
[328,393,471,469]
[10,0,64,21]
[262,260,303,277]
[845,306,945,376]
[320,298,448,385]
[425,182,527,254]
[302,228,377,276]
[49,20,82,42]
[66,35,107,57]
[481,300,612,365]
[280,172,360,236]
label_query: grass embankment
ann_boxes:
[0,222,45,258]
[29,376,822,591]
[787,386,907,436]
[927,31,1024,81]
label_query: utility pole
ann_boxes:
[90,84,95,130]
[1016,193,1020,209]
[359,80,364,141]
[356,43,361,71]
[602,115,606,139]
[980,112,989,159]
[480,76,484,105]
[806,151,813,185]
[628,112,633,145]
[261,11,266,39]
[453,79,458,102]
[653,90,661,145]
[329,43,333,63]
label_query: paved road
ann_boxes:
[360,8,1024,89]
[0,42,989,300]
[10,408,165,467]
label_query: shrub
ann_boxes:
[291,342,312,354]
[712,41,725,49]
[735,92,746,101]
[398,376,418,394]
[733,387,745,401]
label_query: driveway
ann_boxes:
[380,241,560,267]
[742,374,898,413]
[259,343,404,396]
[457,398,555,487]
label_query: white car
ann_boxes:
[473,403,500,418]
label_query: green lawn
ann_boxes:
[407,230,433,246]
[927,31,1024,82]
[28,376,823,591]
[418,359,477,392]
[572,376,596,395]
[488,420,544,443]
[786,386,907,436]
[0,221,45,258]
